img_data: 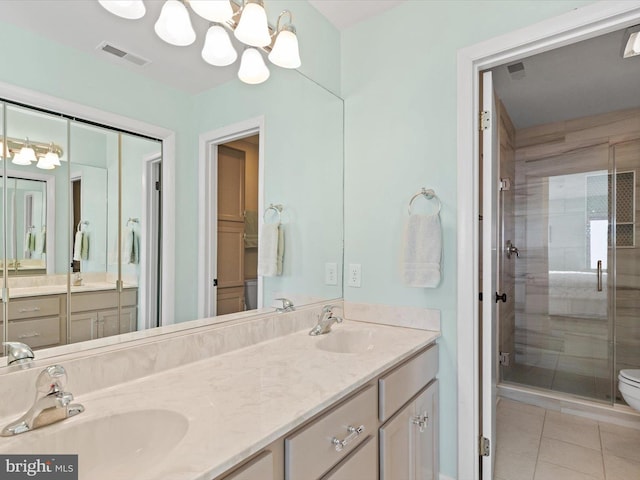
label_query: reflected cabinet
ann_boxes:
[0,101,162,355]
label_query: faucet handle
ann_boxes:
[3,342,34,366]
[274,298,295,311]
[35,365,67,395]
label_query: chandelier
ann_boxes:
[97,0,301,85]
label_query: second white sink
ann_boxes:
[315,329,377,354]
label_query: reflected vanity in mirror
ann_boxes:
[0,0,344,364]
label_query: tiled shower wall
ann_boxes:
[504,107,640,402]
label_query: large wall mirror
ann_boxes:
[0,1,344,364]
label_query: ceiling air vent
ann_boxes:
[97,42,150,67]
[507,62,525,80]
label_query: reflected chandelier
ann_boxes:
[1,138,64,170]
[97,0,301,85]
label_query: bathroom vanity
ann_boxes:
[0,306,439,480]
[0,286,138,348]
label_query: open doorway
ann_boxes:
[216,135,260,315]
[197,116,265,319]
[456,4,640,479]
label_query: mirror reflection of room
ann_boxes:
[1,101,162,351]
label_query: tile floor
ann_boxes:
[495,398,640,480]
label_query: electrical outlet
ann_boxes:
[348,264,361,288]
[325,262,338,285]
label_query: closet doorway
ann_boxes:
[216,136,259,315]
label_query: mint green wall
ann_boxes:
[340,0,593,476]
[0,0,340,323]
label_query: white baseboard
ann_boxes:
[440,474,455,480]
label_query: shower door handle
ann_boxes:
[597,260,602,292]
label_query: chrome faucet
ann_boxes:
[309,305,343,336]
[274,297,295,312]
[1,365,84,436]
[3,342,35,367]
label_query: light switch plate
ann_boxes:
[325,262,338,285]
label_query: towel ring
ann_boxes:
[263,204,283,223]
[77,220,89,232]
[408,188,441,215]
[127,217,139,227]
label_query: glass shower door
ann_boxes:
[501,147,613,403]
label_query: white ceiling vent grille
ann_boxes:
[97,42,150,67]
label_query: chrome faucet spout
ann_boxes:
[1,365,84,436]
[275,297,295,312]
[309,305,343,336]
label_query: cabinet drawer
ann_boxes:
[379,344,438,422]
[221,451,273,480]
[70,291,117,313]
[121,289,137,307]
[8,297,59,320]
[285,385,377,480]
[321,435,377,480]
[9,316,60,348]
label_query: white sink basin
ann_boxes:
[1,409,188,479]
[315,329,377,354]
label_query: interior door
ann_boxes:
[481,70,498,479]
[216,145,246,315]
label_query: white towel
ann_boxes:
[401,213,442,288]
[258,223,284,277]
[73,231,83,261]
[123,227,139,264]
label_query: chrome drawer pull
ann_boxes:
[18,332,41,339]
[412,412,429,433]
[18,307,41,313]
[331,425,364,452]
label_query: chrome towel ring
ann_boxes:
[408,188,441,215]
[263,204,283,223]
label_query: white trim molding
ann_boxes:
[197,116,265,319]
[456,2,640,479]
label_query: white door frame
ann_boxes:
[456,2,640,478]
[140,152,162,330]
[197,116,265,318]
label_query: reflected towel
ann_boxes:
[244,210,258,248]
[401,213,442,288]
[81,231,89,260]
[73,231,83,261]
[24,232,36,256]
[123,227,139,264]
[38,228,46,255]
[258,223,284,277]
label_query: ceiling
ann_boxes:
[308,0,404,30]
[492,28,640,129]
[0,1,403,95]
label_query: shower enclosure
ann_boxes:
[498,114,640,406]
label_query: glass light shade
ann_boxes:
[98,0,146,19]
[11,152,31,166]
[634,32,640,54]
[45,151,61,167]
[18,145,36,163]
[36,156,55,170]
[189,0,233,22]
[0,141,9,159]
[238,48,270,84]
[201,25,238,66]
[234,2,271,47]
[268,28,301,69]
[154,0,196,46]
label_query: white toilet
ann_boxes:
[618,370,640,411]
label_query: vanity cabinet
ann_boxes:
[379,344,439,480]
[214,342,439,480]
[68,289,137,343]
[379,381,439,480]
[0,296,62,349]
[285,385,377,480]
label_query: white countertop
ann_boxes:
[6,282,136,298]
[0,321,439,480]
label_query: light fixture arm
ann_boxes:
[275,10,294,36]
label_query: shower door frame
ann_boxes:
[455,3,640,479]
